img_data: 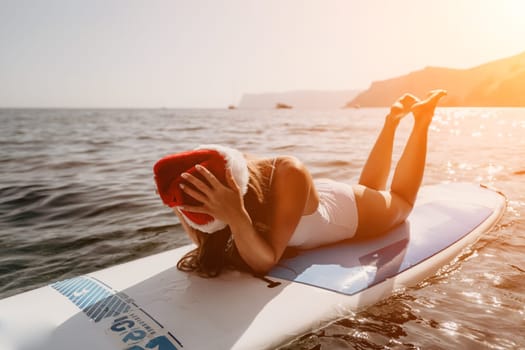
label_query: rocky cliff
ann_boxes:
[348,51,525,107]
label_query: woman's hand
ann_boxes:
[179,165,249,225]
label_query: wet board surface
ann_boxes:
[0,183,506,350]
[269,200,492,295]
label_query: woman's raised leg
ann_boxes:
[353,89,447,238]
[390,89,447,205]
[358,94,418,190]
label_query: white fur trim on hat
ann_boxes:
[179,144,249,234]
[177,207,229,233]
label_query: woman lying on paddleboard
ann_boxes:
[154,90,447,276]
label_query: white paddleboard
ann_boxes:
[0,183,506,350]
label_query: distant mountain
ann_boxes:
[348,51,525,107]
[238,90,361,109]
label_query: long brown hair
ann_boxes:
[176,160,272,277]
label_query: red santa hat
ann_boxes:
[153,144,249,233]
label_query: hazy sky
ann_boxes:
[1,0,524,108]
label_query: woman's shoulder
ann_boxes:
[272,156,311,188]
[271,155,318,215]
[247,154,311,189]
[275,155,306,171]
[247,155,307,177]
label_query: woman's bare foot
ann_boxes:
[411,89,447,125]
[388,93,420,123]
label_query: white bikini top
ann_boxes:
[268,157,277,187]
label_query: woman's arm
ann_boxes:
[178,157,315,274]
[229,157,315,273]
[255,157,315,267]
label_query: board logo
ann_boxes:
[51,276,183,349]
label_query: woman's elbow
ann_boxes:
[248,253,279,276]
[251,263,274,276]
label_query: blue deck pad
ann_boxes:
[269,201,493,295]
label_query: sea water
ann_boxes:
[1,108,524,349]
